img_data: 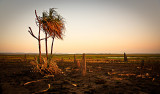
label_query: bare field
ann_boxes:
[0,54,160,93]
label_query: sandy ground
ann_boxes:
[0,59,160,94]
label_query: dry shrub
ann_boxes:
[45,58,62,75]
[30,56,62,75]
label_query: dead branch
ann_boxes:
[28,27,38,40]
[28,27,51,40]
[35,10,40,23]
[40,35,51,40]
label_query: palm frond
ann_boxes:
[40,8,65,39]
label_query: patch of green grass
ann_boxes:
[0,53,160,61]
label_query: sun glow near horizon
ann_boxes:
[0,0,160,54]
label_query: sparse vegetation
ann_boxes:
[0,54,160,93]
[30,56,62,75]
[27,8,65,76]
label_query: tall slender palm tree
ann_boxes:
[50,14,65,55]
[41,12,49,58]
[40,8,65,57]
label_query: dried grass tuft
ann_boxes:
[30,56,63,75]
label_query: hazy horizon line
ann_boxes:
[0,52,160,55]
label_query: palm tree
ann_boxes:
[50,14,65,55]
[41,12,49,58]
[40,8,65,57]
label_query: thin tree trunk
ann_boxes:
[38,25,41,63]
[51,37,55,55]
[45,32,48,59]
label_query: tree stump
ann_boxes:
[82,53,86,76]
[124,52,128,62]
[141,60,144,69]
[77,60,81,69]
[74,54,77,63]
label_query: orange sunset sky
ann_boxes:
[0,0,160,54]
